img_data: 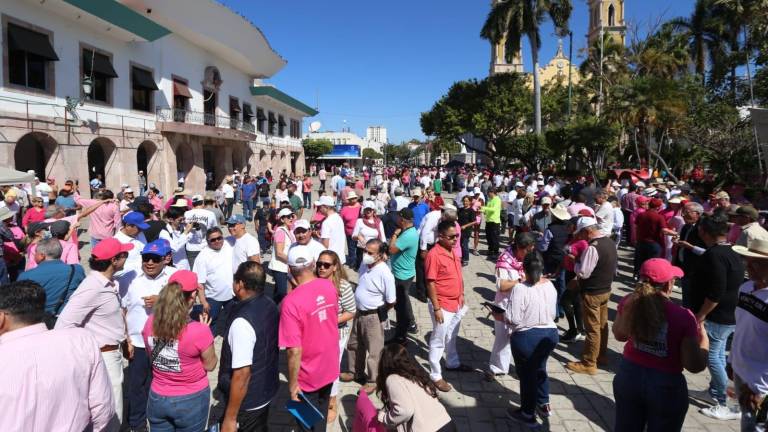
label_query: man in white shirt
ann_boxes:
[35,178,53,206]
[393,188,410,211]
[330,171,342,196]
[226,215,261,272]
[415,205,458,301]
[339,239,395,394]
[113,211,148,275]
[593,190,614,237]
[316,195,346,261]
[290,219,325,261]
[119,188,135,213]
[184,195,217,268]
[318,167,327,191]
[193,226,234,334]
[119,240,176,430]
[222,178,236,220]
[544,178,560,197]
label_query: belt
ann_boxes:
[100,344,119,352]
[358,309,380,316]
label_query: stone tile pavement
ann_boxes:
[70,185,741,432]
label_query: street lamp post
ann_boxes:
[567,30,573,121]
[597,27,604,119]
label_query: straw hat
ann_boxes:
[733,239,768,259]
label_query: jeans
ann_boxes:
[147,387,210,432]
[303,191,312,209]
[297,383,332,431]
[243,198,253,221]
[233,404,270,432]
[613,359,689,432]
[705,320,736,405]
[415,251,427,299]
[319,179,325,191]
[510,328,558,415]
[735,374,768,432]
[0,259,9,285]
[90,237,103,250]
[346,237,357,267]
[460,230,470,264]
[126,347,152,428]
[394,277,415,339]
[225,198,234,220]
[634,241,662,276]
[486,221,500,256]
[272,270,288,304]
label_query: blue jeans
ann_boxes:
[613,359,688,432]
[126,347,151,428]
[0,259,9,285]
[90,237,102,250]
[460,231,470,263]
[242,198,253,221]
[346,237,357,266]
[303,192,312,209]
[705,320,736,405]
[272,270,288,304]
[509,327,558,416]
[147,387,210,432]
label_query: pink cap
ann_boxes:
[649,198,663,208]
[91,238,134,260]
[640,258,683,283]
[168,269,199,292]
[636,196,650,205]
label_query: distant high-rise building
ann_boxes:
[366,126,387,144]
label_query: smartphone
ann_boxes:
[482,301,506,315]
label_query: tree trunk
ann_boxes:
[530,31,542,135]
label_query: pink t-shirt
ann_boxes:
[618,296,700,374]
[278,278,340,392]
[340,205,361,236]
[142,316,214,396]
[25,240,79,270]
[563,239,588,272]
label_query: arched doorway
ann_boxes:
[87,138,116,189]
[138,140,158,191]
[175,141,194,187]
[14,132,57,179]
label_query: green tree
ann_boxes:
[421,73,533,166]
[666,0,727,82]
[481,0,572,134]
[382,143,411,163]
[362,148,384,162]
[301,138,332,162]
[498,133,553,172]
[545,118,619,182]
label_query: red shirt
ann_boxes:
[425,244,464,313]
[428,196,445,211]
[635,209,667,248]
[21,207,46,229]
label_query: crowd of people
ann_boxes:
[0,163,767,432]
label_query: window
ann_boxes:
[290,119,301,138]
[172,77,191,121]
[242,103,253,124]
[268,112,276,135]
[82,48,117,104]
[256,108,266,133]
[608,4,615,26]
[6,22,58,92]
[131,65,157,112]
[278,115,286,137]
[203,89,216,126]
[229,97,240,129]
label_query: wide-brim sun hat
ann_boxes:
[733,239,768,259]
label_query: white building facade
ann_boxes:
[366,126,387,146]
[1,0,317,195]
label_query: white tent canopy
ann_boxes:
[0,166,36,196]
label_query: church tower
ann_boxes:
[489,0,524,76]
[586,0,626,47]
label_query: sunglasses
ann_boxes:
[142,254,164,263]
[442,234,458,240]
[294,228,309,234]
[207,236,224,242]
[316,261,334,269]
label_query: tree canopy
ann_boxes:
[301,138,333,161]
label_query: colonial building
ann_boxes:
[0,0,317,195]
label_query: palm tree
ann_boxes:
[666,0,726,83]
[480,0,572,135]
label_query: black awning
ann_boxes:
[131,67,158,90]
[256,109,266,120]
[278,117,287,126]
[83,51,118,78]
[230,101,241,112]
[268,112,276,122]
[242,104,254,117]
[7,23,59,61]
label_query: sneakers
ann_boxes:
[339,372,357,382]
[433,379,453,392]
[700,404,741,420]
[560,330,586,343]
[408,323,419,334]
[566,361,598,375]
[536,403,553,419]
[506,408,538,427]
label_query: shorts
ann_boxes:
[507,216,516,229]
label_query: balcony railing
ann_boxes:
[156,107,255,134]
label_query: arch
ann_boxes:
[175,141,194,186]
[202,66,223,92]
[137,140,157,185]
[280,151,286,160]
[259,150,267,161]
[270,150,277,160]
[14,132,57,179]
[87,138,116,189]
[608,4,615,26]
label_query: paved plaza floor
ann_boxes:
[71,183,740,432]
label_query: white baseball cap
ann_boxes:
[411,188,422,197]
[575,217,597,234]
[124,188,134,194]
[541,196,552,205]
[362,201,376,211]
[192,194,204,202]
[278,208,295,218]
[287,245,314,268]
[121,183,129,188]
[442,203,457,211]
[292,219,311,231]
[314,196,335,207]
[515,182,525,188]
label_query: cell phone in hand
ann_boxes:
[482,301,506,314]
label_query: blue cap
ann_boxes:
[123,211,150,230]
[226,214,246,225]
[141,239,171,256]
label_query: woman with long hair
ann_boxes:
[457,195,477,266]
[315,250,356,424]
[612,258,709,431]
[505,252,559,427]
[376,343,454,431]
[142,270,218,432]
[471,188,484,255]
[274,180,289,206]
[352,202,386,270]
[267,208,295,303]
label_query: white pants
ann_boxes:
[101,349,124,423]
[489,320,512,374]
[331,324,352,396]
[428,302,466,381]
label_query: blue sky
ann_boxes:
[223,0,696,143]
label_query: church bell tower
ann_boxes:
[587,0,626,48]
[489,0,524,76]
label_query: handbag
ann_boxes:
[43,264,76,329]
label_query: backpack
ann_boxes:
[259,182,270,197]
[143,220,167,243]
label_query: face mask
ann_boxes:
[362,253,376,266]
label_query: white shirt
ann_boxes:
[731,281,768,395]
[320,212,346,260]
[184,208,217,252]
[222,183,235,199]
[544,183,560,197]
[274,189,289,205]
[355,262,396,311]
[193,243,235,301]
[612,207,625,232]
[418,210,442,250]
[228,318,257,369]
[36,183,52,203]
[352,219,386,249]
[227,233,261,273]
[159,224,191,270]
[119,267,177,347]
[420,176,431,189]
[290,239,326,262]
[394,196,410,211]
[318,169,327,180]
[594,202,614,237]
[113,230,147,275]
[330,175,341,193]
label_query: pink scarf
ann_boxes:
[496,247,524,272]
